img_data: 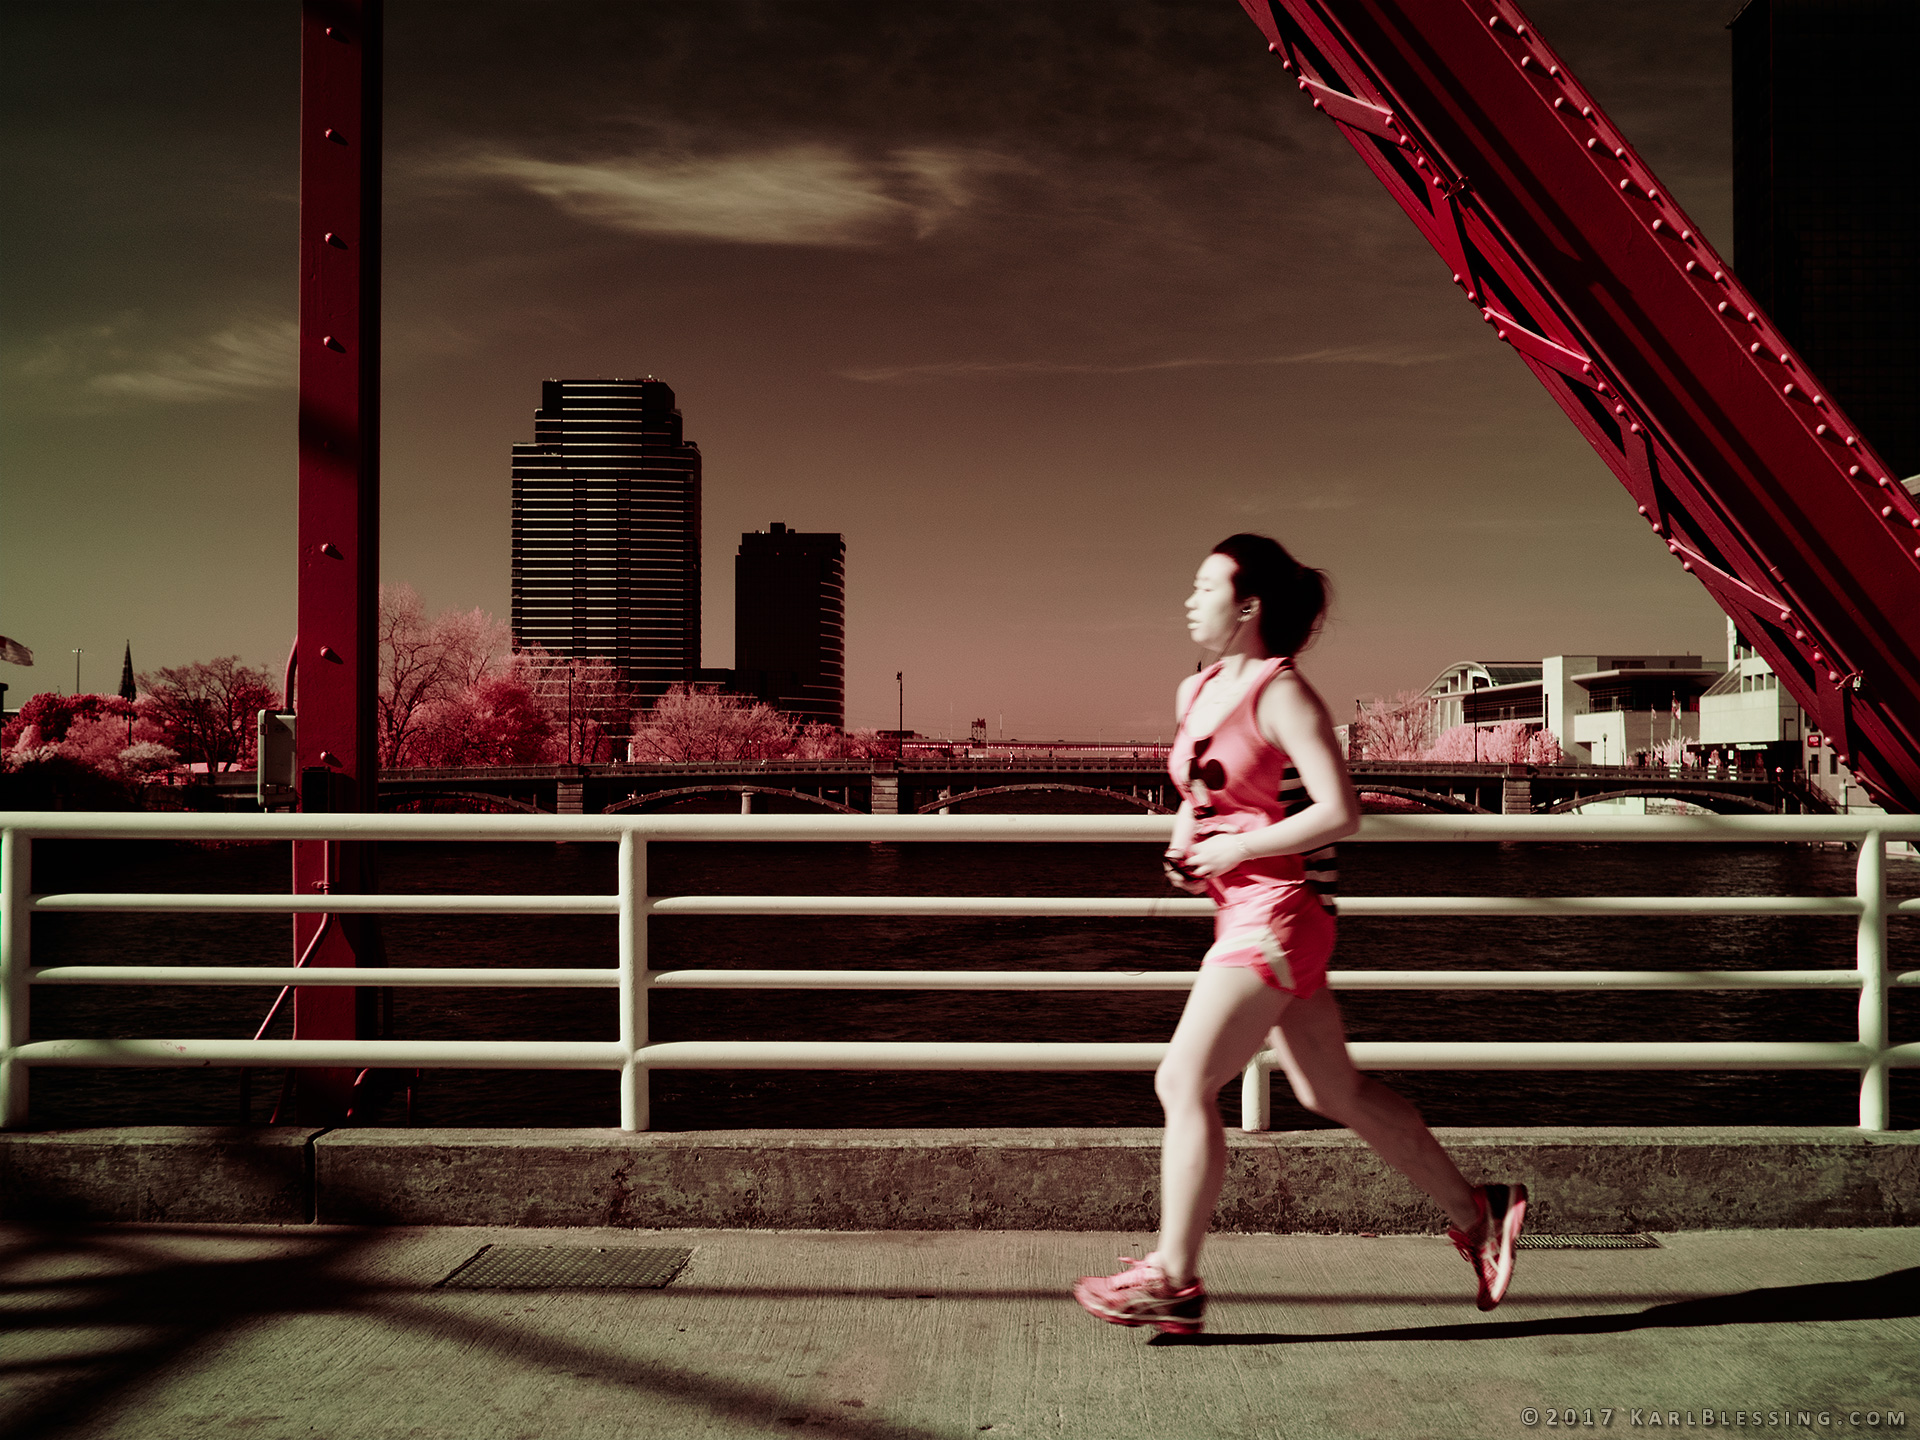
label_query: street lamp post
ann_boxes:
[896,671,904,734]
[71,648,82,695]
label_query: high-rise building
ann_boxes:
[734,522,845,728]
[510,378,703,706]
[1732,0,1918,479]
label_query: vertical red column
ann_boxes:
[293,0,381,1123]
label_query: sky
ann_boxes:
[1,0,1744,740]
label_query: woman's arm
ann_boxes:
[1183,669,1358,877]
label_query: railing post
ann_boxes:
[1856,830,1889,1130]
[618,829,649,1131]
[1,829,28,1128]
[1240,1050,1271,1132]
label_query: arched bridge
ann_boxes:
[350,758,1823,817]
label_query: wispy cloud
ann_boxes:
[85,318,297,402]
[836,343,1458,383]
[7,316,298,407]
[453,143,1015,247]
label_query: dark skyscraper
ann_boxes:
[1732,0,1918,479]
[734,523,845,728]
[510,378,702,705]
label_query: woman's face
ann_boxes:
[1185,553,1245,650]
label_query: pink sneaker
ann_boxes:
[1073,1255,1206,1335]
[1448,1182,1529,1311]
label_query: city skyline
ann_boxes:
[3,1,1744,738]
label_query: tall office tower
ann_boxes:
[1733,0,1918,479]
[735,523,845,728]
[510,378,703,706]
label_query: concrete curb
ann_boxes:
[3,1126,1915,1230]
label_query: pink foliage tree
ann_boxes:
[378,583,511,766]
[1424,721,1564,765]
[138,659,279,772]
[1352,691,1435,760]
[408,674,555,767]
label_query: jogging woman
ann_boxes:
[1073,533,1527,1336]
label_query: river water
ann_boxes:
[26,823,1919,1131]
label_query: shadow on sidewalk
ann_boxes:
[0,1224,951,1440]
[1150,1266,1920,1347]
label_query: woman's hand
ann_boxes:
[1183,830,1253,879]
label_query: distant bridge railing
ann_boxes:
[3,811,1915,1132]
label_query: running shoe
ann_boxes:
[1449,1182,1529,1311]
[1073,1254,1207,1335]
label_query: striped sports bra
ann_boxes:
[1169,656,1339,913]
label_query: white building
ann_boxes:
[1422,654,1723,764]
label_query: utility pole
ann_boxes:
[896,671,903,733]
[71,649,81,695]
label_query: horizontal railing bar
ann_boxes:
[6,812,1919,843]
[28,893,618,915]
[24,966,1888,992]
[11,1039,625,1069]
[650,895,1867,917]
[13,1038,1914,1072]
[25,893,1884,919]
[29,966,617,987]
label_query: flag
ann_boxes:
[0,636,32,666]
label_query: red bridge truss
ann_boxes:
[1238,0,1920,812]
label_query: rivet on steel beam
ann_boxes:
[1812,393,1823,405]
[1587,138,1599,150]
[1779,611,1792,624]
[1744,311,1757,323]
[1779,352,1791,364]
[1614,404,1626,415]
[1614,147,1627,159]
[1718,302,1730,314]
[1682,562,1693,572]
[323,336,346,353]
[1488,13,1503,28]
[1637,504,1647,514]
[1668,542,1680,553]
[1713,270,1725,282]
[320,542,342,558]
[324,128,347,145]
[1268,41,1278,52]
[1581,106,1593,118]
[1849,465,1862,476]
[1685,261,1698,272]
[1553,97,1565,109]
[1583,364,1594,375]
[1827,672,1839,683]
[1750,343,1762,355]
[320,751,340,765]
[1794,630,1807,641]
[1520,55,1533,68]
[1517,23,1529,35]
[1619,179,1631,191]
[1883,506,1895,518]
[1815,423,1830,436]
[1652,218,1664,231]
[1813,651,1824,663]
[1629,423,1642,433]
[1844,436,1857,448]
[324,232,347,249]
[1681,230,1693,242]
[1312,99,1323,110]
[1646,189,1659,202]
[1282,60,1294,71]
[1880,477,1893,488]
[1549,65,1561,77]
[1298,78,1308,90]
[320,646,342,662]
[1783,383,1795,395]
[1496,328,1509,339]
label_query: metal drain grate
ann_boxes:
[1517,1234,1661,1250]
[437,1245,693,1290]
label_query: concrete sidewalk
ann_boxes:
[1,1224,1914,1440]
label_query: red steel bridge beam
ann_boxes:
[292,0,382,1121]
[1237,0,1920,812]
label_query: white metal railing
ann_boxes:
[3,810,1916,1133]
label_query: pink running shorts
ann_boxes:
[1201,880,1333,998]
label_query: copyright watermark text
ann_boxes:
[1520,1409,1907,1430]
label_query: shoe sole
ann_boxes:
[1479,1183,1529,1311]
[1073,1284,1206,1336]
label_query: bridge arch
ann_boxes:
[1354,784,1494,815]
[915,782,1174,815]
[379,790,548,815]
[1543,788,1778,816]
[603,784,862,815]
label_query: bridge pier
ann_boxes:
[1502,776,1535,814]
[870,769,898,815]
[556,780,583,816]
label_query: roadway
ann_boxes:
[3,1223,1913,1438]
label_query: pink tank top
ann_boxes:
[1169,656,1339,912]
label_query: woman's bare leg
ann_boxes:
[1154,966,1289,1285]
[1268,989,1478,1230]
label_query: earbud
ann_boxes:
[1240,608,1253,617]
